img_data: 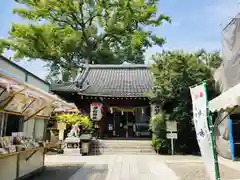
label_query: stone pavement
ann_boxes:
[218,156,240,172]
[41,154,240,180]
[162,155,240,180]
[45,154,179,180]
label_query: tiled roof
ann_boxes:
[50,82,79,92]
[51,64,153,97]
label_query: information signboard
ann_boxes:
[166,133,178,139]
[166,121,177,132]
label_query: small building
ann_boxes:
[51,63,158,139]
[0,55,50,91]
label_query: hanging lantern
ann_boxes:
[90,103,103,121]
[142,108,144,114]
[121,111,124,115]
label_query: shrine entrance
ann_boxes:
[105,110,135,138]
[103,105,152,139]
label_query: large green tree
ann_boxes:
[0,0,170,80]
[196,49,222,69]
[150,50,221,154]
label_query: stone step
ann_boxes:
[99,146,153,150]
[95,147,154,153]
[101,145,152,148]
[100,140,151,144]
[100,144,152,149]
[102,148,154,153]
[102,150,156,155]
[102,152,156,155]
[100,141,152,146]
[92,140,154,155]
[101,142,152,145]
[92,147,154,154]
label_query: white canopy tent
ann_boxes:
[209,82,240,113]
[0,71,78,119]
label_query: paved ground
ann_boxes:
[45,154,179,180]
[31,154,240,180]
[163,155,240,180]
[28,164,84,180]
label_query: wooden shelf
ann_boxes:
[0,152,19,159]
[0,143,57,159]
[44,143,57,148]
[18,147,44,153]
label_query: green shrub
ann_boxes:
[151,134,160,151]
[56,113,92,133]
[149,113,170,154]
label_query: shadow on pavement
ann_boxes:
[27,164,109,180]
[26,165,83,180]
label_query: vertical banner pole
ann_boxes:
[204,80,221,180]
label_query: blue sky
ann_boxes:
[0,0,239,79]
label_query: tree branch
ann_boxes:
[85,13,101,26]
[49,12,77,30]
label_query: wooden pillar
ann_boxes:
[98,120,103,138]
[99,104,107,138]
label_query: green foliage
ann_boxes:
[150,50,221,154]
[149,114,170,154]
[196,49,222,69]
[0,0,170,79]
[56,113,92,132]
[149,113,165,136]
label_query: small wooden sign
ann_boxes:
[166,133,178,139]
[57,123,66,130]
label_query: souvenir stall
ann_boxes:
[0,72,76,180]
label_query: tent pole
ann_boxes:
[228,119,235,161]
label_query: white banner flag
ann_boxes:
[190,83,216,180]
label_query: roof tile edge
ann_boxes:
[82,64,150,69]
